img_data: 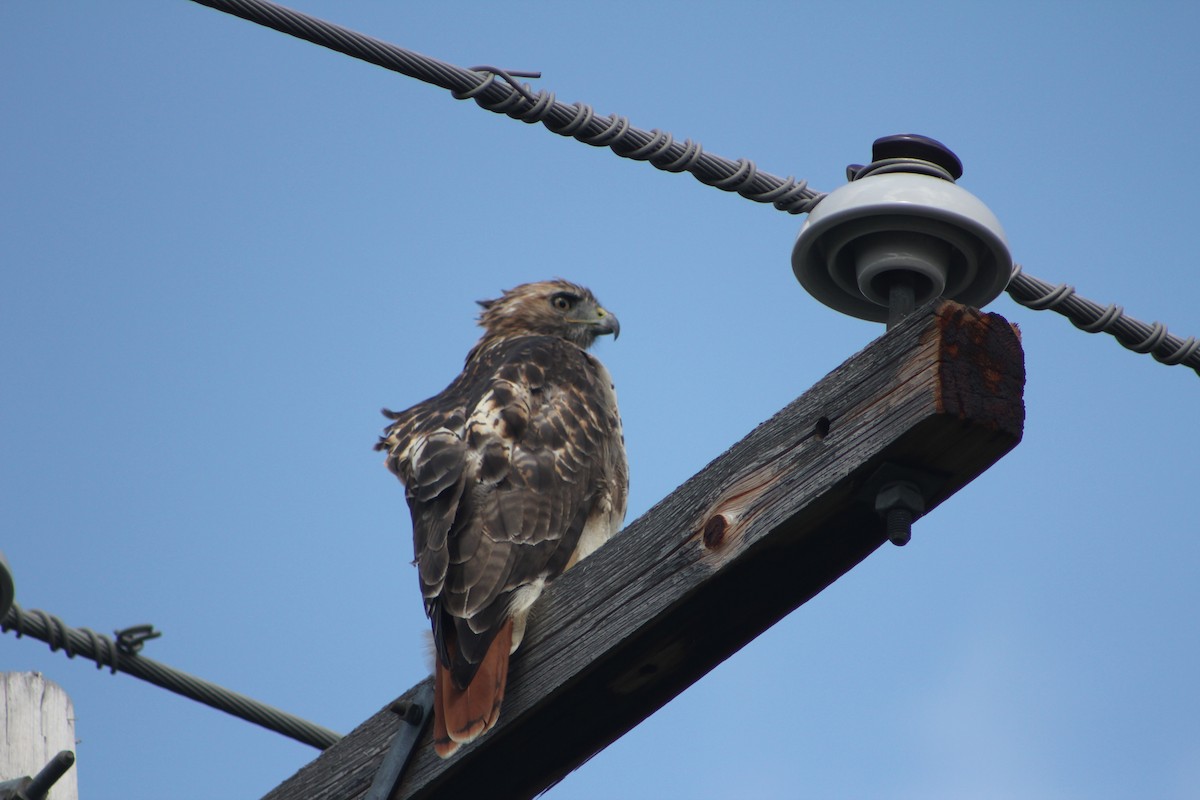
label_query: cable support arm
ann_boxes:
[185,0,825,214]
[1006,265,1200,375]
[1,602,341,751]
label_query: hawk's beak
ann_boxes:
[594,307,620,340]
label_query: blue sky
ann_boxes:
[3,2,1199,798]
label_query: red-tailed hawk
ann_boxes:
[376,279,628,757]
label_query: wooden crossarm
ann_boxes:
[263,300,1025,800]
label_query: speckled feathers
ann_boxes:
[377,279,627,756]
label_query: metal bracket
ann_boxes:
[364,682,435,800]
[114,624,162,655]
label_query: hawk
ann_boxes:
[376,279,628,757]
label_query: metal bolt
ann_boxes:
[886,271,917,330]
[874,481,925,546]
[389,699,424,726]
[884,507,914,546]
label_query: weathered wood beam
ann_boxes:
[263,300,1024,800]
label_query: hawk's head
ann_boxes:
[474,279,620,352]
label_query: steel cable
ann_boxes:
[2,602,341,750]
[1006,265,1200,375]
[186,0,825,214]
[184,0,1200,376]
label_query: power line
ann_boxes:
[183,0,1200,378]
[1,602,341,751]
[1008,265,1200,375]
[185,0,824,215]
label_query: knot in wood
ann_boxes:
[701,514,728,549]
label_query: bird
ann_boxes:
[376,279,628,757]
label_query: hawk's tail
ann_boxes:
[433,618,513,758]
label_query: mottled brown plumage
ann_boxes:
[376,279,627,757]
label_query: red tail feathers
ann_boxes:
[432,618,513,758]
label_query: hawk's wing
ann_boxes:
[381,335,625,688]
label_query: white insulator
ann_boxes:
[792,171,1012,323]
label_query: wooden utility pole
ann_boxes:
[265,300,1025,800]
[0,672,78,800]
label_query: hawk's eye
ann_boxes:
[551,293,577,311]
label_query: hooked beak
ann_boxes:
[568,303,620,343]
[593,307,620,340]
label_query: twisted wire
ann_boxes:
[1007,265,1200,375]
[2,602,341,750]
[850,157,957,182]
[186,0,1200,376]
[186,0,825,214]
